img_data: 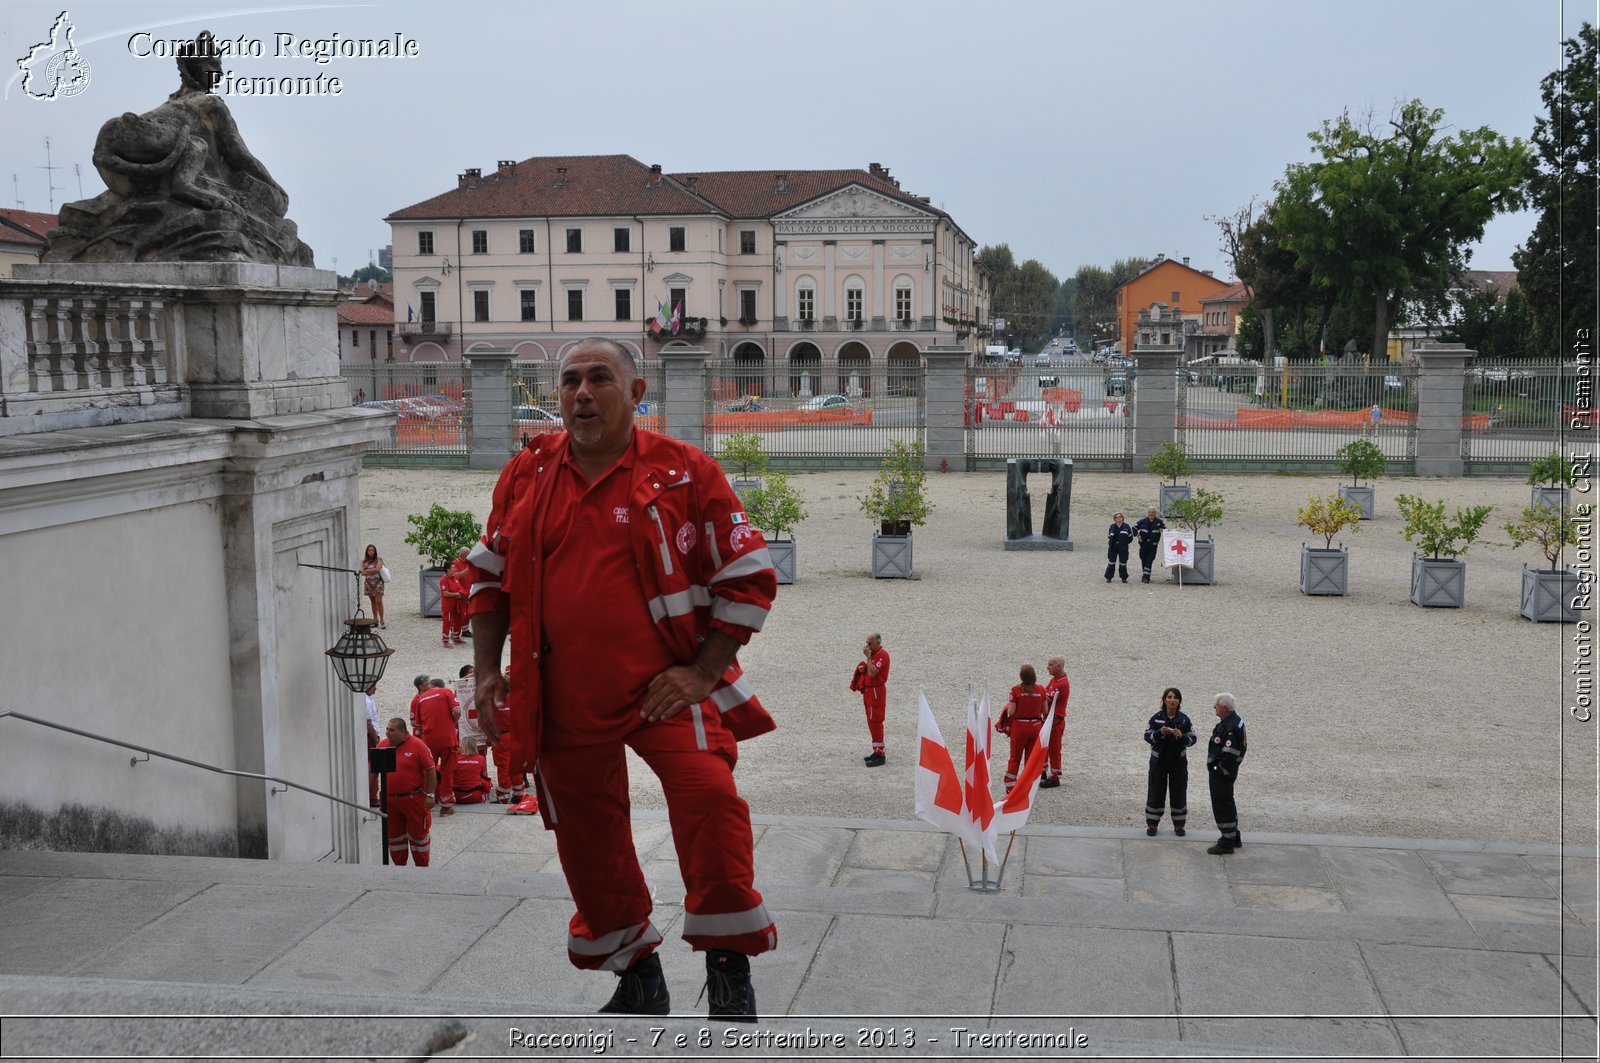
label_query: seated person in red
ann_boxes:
[453,737,492,804]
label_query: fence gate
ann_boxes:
[1461,359,1572,474]
[966,361,1133,470]
[343,362,469,466]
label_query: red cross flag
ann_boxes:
[914,691,964,836]
[992,706,1055,835]
[963,688,1000,867]
[1162,528,1195,568]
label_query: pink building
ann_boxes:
[385,155,982,382]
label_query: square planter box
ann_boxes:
[1410,556,1466,608]
[871,532,913,579]
[1158,483,1192,518]
[768,538,797,585]
[1520,565,1581,622]
[1531,486,1570,510]
[1300,545,1349,596]
[419,567,445,618]
[1338,485,1376,520]
[732,477,762,499]
[1167,537,1214,585]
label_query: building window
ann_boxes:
[519,229,536,254]
[739,289,757,323]
[473,290,490,322]
[417,231,434,255]
[739,230,756,255]
[386,330,393,354]
[846,287,863,323]
[520,290,538,322]
[796,287,815,322]
[419,291,436,322]
[1171,291,1180,304]
[895,287,913,322]
[669,227,685,252]
[670,287,687,317]
[614,228,630,253]
[471,230,488,254]
[615,289,631,321]
[566,228,582,253]
[567,289,584,321]
[351,329,359,347]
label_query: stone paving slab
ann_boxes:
[1020,873,1126,902]
[1229,882,1347,913]
[1318,846,1461,918]
[1119,841,1231,905]
[790,913,1004,1016]
[1420,850,1559,898]
[841,827,946,872]
[0,877,209,977]
[992,925,1177,1044]
[81,882,362,985]
[1221,842,1333,887]
[1019,835,1123,879]
[427,895,594,1005]
[1559,952,1597,1015]
[752,825,856,888]
[830,866,938,892]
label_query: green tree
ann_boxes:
[1072,257,1149,347]
[1442,282,1533,360]
[1055,276,1077,339]
[979,244,1059,350]
[1273,100,1530,359]
[1513,22,1598,358]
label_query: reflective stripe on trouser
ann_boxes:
[1003,719,1043,790]
[540,706,774,970]
[862,687,886,753]
[1046,715,1064,778]
[1146,758,1188,825]
[1208,768,1239,842]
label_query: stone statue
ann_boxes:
[45,32,314,265]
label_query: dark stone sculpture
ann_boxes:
[45,32,314,265]
[1004,458,1074,550]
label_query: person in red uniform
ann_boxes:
[857,633,890,767]
[998,664,1048,794]
[439,567,468,646]
[413,678,460,815]
[451,547,474,640]
[466,338,776,1023]
[377,717,436,866]
[452,737,492,804]
[1042,654,1071,788]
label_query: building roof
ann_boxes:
[0,208,55,247]
[1461,270,1518,301]
[337,301,395,326]
[1119,256,1227,292]
[1199,281,1248,305]
[386,154,951,226]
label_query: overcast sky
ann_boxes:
[2,1,1587,282]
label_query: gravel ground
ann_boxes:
[359,465,1594,847]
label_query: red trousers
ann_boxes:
[386,792,431,866]
[490,740,525,801]
[442,600,466,636]
[861,687,886,753]
[1004,718,1044,791]
[423,740,457,807]
[537,706,775,971]
[453,785,488,804]
[1046,715,1065,779]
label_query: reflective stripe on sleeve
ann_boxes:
[681,903,774,938]
[1220,746,1243,757]
[710,548,774,585]
[466,542,505,576]
[647,585,712,624]
[711,597,769,631]
[709,672,756,712]
[705,520,723,571]
[470,580,501,596]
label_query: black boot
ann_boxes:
[702,949,757,1022]
[599,951,670,1015]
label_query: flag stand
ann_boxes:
[958,836,1017,893]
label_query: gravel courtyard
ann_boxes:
[359,465,1593,847]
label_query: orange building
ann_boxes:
[1113,256,1229,355]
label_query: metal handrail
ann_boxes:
[0,710,383,820]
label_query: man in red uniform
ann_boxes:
[407,673,429,733]
[439,566,468,646]
[858,633,890,766]
[452,738,492,804]
[1041,654,1071,788]
[413,678,460,815]
[377,717,436,866]
[467,338,776,1023]
[451,547,474,640]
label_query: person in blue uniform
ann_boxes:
[1133,507,1166,583]
[1104,511,1135,582]
[1143,687,1195,835]
[1206,692,1248,854]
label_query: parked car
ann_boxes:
[1034,352,1052,366]
[513,405,563,434]
[797,393,851,411]
[724,396,767,412]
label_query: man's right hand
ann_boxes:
[475,671,507,744]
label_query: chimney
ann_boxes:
[554,165,568,189]
[1182,256,1190,266]
[686,175,699,194]
[457,167,481,189]
[775,173,788,194]
[650,163,662,185]
[497,159,517,176]
[869,162,884,178]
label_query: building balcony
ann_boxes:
[398,319,451,338]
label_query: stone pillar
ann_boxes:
[922,344,968,472]
[823,241,836,321]
[658,345,709,452]
[871,240,886,329]
[465,345,515,470]
[774,243,788,322]
[1415,342,1471,477]
[1131,348,1180,469]
[922,240,935,327]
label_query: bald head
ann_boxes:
[559,338,638,384]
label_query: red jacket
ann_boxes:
[464,429,777,774]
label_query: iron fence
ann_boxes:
[966,362,1134,470]
[702,356,922,469]
[1461,359,1577,472]
[505,357,668,454]
[342,361,469,466]
[1178,360,1417,471]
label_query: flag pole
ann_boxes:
[992,831,1018,890]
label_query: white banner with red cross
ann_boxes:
[1162,529,1195,568]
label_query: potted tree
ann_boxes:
[1334,438,1385,519]
[1149,440,1192,517]
[404,504,482,617]
[743,472,809,585]
[719,431,768,497]
[1527,451,1575,510]
[1163,486,1223,585]
[861,438,932,579]
[1505,504,1585,622]
[1394,494,1494,609]
[1296,493,1364,596]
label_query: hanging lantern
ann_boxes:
[325,616,394,693]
